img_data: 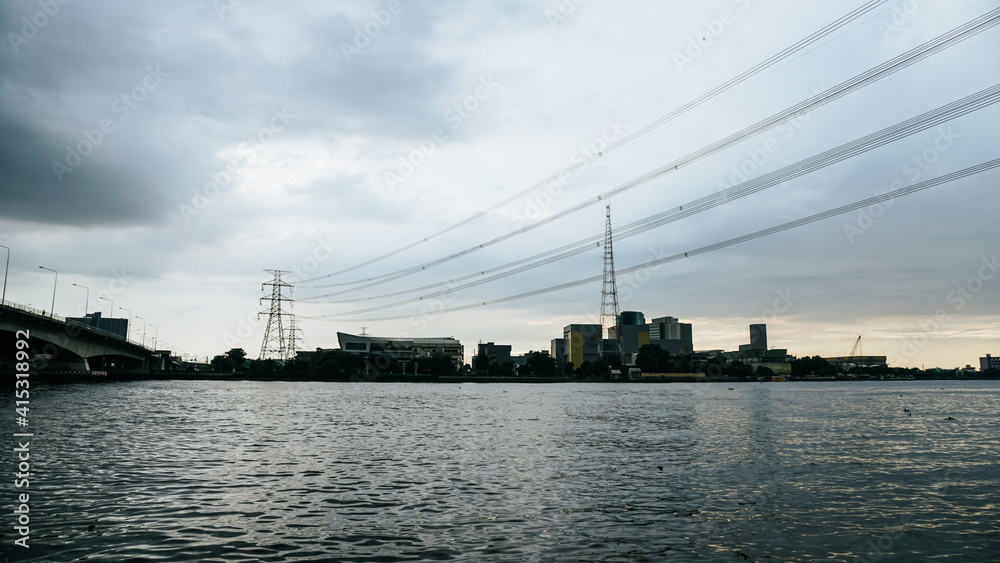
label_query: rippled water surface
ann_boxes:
[1,380,998,561]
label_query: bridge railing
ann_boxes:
[2,301,148,349]
[2,301,66,322]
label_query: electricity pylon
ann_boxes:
[599,204,624,366]
[259,269,295,361]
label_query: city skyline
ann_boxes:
[2,1,998,369]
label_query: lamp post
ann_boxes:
[97,296,114,336]
[98,296,113,317]
[136,315,147,347]
[38,266,57,317]
[0,244,9,306]
[119,307,132,343]
[72,283,90,315]
[150,324,158,349]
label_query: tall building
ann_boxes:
[647,316,694,356]
[618,311,645,326]
[609,323,650,357]
[981,354,1000,371]
[561,324,603,368]
[550,338,567,367]
[740,324,768,352]
[750,324,767,350]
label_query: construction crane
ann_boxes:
[847,335,862,368]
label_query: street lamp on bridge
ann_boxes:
[150,324,158,349]
[38,266,57,318]
[136,315,147,347]
[97,297,114,337]
[72,283,90,315]
[119,307,132,343]
[1,244,9,307]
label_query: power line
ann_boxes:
[295,82,1000,307]
[296,8,1000,291]
[295,0,892,285]
[299,157,1000,322]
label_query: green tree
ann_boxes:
[590,358,612,379]
[247,358,279,378]
[756,365,775,379]
[524,351,558,377]
[415,353,456,376]
[726,360,754,379]
[472,350,492,374]
[791,355,838,377]
[211,348,248,373]
[636,344,671,373]
[491,361,515,376]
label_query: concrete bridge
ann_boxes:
[0,301,170,372]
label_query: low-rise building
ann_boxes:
[66,312,128,340]
[477,342,512,365]
[336,332,464,365]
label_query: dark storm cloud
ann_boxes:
[0,0,485,227]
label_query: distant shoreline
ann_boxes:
[11,370,1000,384]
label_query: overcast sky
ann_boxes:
[2,0,998,368]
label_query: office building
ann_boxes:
[739,324,768,352]
[647,316,694,356]
[66,312,129,340]
[981,354,1000,371]
[559,324,603,368]
[477,342,512,365]
[336,332,464,365]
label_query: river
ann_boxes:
[1,380,997,561]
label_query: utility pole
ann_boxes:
[258,269,295,361]
[599,204,624,368]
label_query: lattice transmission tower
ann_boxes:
[259,269,296,361]
[599,204,624,365]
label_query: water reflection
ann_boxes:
[0,380,996,561]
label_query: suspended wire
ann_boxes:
[298,157,1000,322]
[294,83,1000,306]
[297,9,1000,293]
[296,0,891,284]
